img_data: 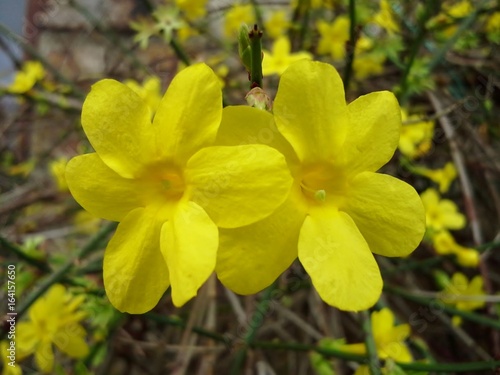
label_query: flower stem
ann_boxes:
[248,24,263,89]
[343,0,357,91]
[398,0,440,103]
[0,236,51,273]
[229,283,277,374]
[362,310,382,375]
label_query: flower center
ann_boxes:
[139,162,186,204]
[299,163,346,206]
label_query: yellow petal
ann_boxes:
[103,206,170,314]
[66,153,142,221]
[216,106,300,173]
[153,63,222,165]
[298,208,382,311]
[216,197,305,294]
[371,308,395,338]
[342,172,425,257]
[186,145,292,228]
[273,60,348,164]
[337,92,401,175]
[53,324,89,358]
[16,322,37,358]
[35,339,54,373]
[439,200,466,229]
[81,79,155,179]
[160,200,218,306]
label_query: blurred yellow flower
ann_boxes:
[74,210,102,234]
[486,12,500,33]
[124,76,162,115]
[428,0,473,38]
[414,162,457,193]
[16,284,88,373]
[432,230,479,267]
[7,159,35,177]
[224,4,254,38]
[341,308,412,363]
[262,37,312,76]
[216,61,425,311]
[398,110,434,159]
[316,17,350,60]
[353,37,386,79]
[420,188,466,232]
[178,23,199,42]
[66,64,292,313]
[49,157,69,192]
[1,341,22,375]
[373,0,400,34]
[441,272,485,325]
[176,0,207,20]
[264,10,291,39]
[7,61,45,94]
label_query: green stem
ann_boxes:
[146,313,230,344]
[248,24,263,89]
[251,340,500,372]
[0,236,51,272]
[399,0,440,103]
[428,6,484,71]
[170,38,191,66]
[385,285,500,329]
[249,0,264,32]
[229,283,277,375]
[362,310,381,375]
[343,0,357,90]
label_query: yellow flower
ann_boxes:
[65,64,292,313]
[264,10,291,39]
[414,162,457,193]
[316,17,350,60]
[427,0,473,38]
[432,230,479,267]
[177,23,199,42]
[7,61,45,94]
[74,210,102,234]
[262,37,312,76]
[7,159,35,177]
[1,341,22,375]
[420,188,466,232]
[215,61,425,310]
[124,76,162,115]
[49,157,69,192]
[373,0,400,34]
[352,37,386,79]
[224,4,254,38]
[486,12,500,33]
[176,0,207,20]
[341,308,412,362]
[398,109,434,159]
[16,284,88,373]
[441,272,485,325]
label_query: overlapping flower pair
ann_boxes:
[66,60,425,314]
